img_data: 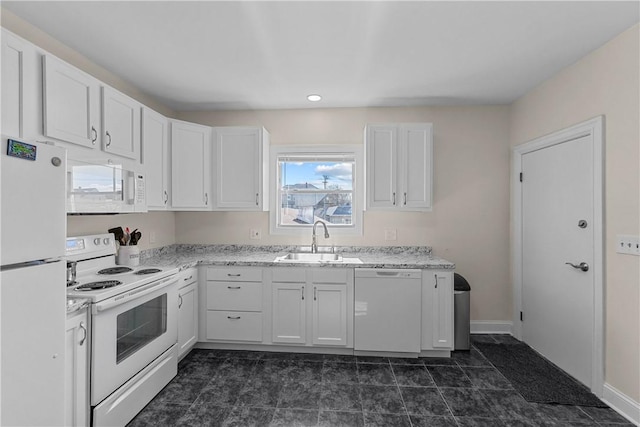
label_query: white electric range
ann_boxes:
[66,234,179,427]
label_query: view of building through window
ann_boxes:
[278,158,354,227]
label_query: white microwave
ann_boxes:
[66,158,146,214]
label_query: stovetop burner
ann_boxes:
[97,266,133,275]
[135,268,162,275]
[76,280,123,291]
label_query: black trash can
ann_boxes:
[454,273,471,350]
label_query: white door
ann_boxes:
[272,283,306,344]
[142,108,169,209]
[521,134,594,387]
[400,124,433,210]
[101,86,140,160]
[215,127,262,210]
[366,125,397,208]
[171,120,211,209]
[43,55,100,148]
[312,284,347,346]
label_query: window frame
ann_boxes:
[269,144,364,236]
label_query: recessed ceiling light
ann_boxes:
[307,94,322,102]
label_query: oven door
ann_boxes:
[91,276,178,405]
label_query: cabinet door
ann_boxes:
[425,271,454,349]
[1,30,40,139]
[178,282,198,358]
[214,127,266,210]
[65,312,89,427]
[366,125,397,208]
[142,108,169,209]
[101,86,141,160]
[171,120,211,209]
[312,284,347,346]
[399,124,433,210]
[272,283,306,344]
[43,54,99,148]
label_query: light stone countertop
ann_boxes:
[140,244,455,271]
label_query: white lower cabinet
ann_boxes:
[203,267,264,342]
[272,281,307,344]
[421,270,454,351]
[177,268,198,359]
[271,268,352,347]
[65,309,89,427]
[312,284,348,346]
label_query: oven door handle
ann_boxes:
[94,276,177,313]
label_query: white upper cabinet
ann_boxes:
[171,119,212,210]
[43,54,100,149]
[1,29,41,140]
[101,86,141,159]
[365,123,433,211]
[142,108,170,209]
[213,127,269,211]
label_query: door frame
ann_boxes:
[511,116,604,396]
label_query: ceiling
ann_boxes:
[3,1,638,111]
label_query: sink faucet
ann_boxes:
[311,220,330,253]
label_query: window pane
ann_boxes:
[279,159,354,226]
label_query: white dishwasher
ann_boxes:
[354,269,422,354]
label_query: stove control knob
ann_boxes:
[103,237,110,245]
[94,238,101,245]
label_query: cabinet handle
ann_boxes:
[79,321,87,346]
[392,192,396,205]
[178,294,183,308]
[314,286,317,301]
[105,131,112,147]
[164,190,168,204]
[256,193,259,206]
[205,193,209,205]
[404,192,407,205]
[227,316,241,320]
[184,276,193,281]
[434,273,438,289]
[227,286,241,289]
[301,286,305,300]
[91,126,97,144]
[227,273,241,277]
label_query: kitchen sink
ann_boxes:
[277,252,343,262]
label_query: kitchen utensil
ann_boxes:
[108,227,125,246]
[130,231,142,245]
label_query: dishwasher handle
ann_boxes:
[355,268,422,279]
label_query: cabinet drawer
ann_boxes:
[272,268,306,283]
[207,267,262,282]
[177,268,198,287]
[206,311,262,342]
[207,282,262,311]
[311,269,347,284]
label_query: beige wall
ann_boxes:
[510,25,640,401]
[178,106,512,322]
[66,212,175,251]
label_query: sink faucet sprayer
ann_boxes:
[311,220,330,253]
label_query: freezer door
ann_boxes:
[1,138,66,265]
[1,261,65,426]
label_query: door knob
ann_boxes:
[565,262,589,272]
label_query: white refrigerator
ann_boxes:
[0,137,67,426]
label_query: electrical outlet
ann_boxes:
[384,229,397,241]
[149,231,157,244]
[616,235,640,256]
[250,229,262,240]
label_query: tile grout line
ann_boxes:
[388,360,414,426]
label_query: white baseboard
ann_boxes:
[470,321,513,335]
[602,383,640,426]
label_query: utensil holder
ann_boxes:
[117,245,140,266]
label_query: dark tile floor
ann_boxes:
[127,335,633,427]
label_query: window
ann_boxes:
[270,145,363,235]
